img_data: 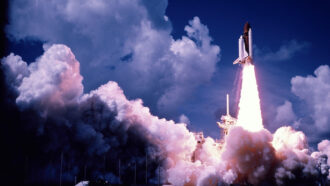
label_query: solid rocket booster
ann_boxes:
[233,22,253,65]
[249,26,253,59]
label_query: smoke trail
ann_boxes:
[236,64,263,132]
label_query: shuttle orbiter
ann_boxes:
[233,22,253,65]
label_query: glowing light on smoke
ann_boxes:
[236,64,263,132]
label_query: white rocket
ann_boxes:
[233,22,253,65]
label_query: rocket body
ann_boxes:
[233,22,253,65]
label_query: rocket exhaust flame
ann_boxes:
[236,64,263,132]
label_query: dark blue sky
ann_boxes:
[166,0,330,139]
[4,0,330,143]
[167,0,330,72]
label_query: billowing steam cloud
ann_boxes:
[1,44,196,184]
[6,0,220,116]
[1,44,329,185]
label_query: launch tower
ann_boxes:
[217,94,237,135]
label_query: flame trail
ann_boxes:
[236,64,263,132]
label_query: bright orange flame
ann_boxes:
[236,64,263,132]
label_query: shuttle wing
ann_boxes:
[233,58,240,64]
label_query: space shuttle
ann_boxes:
[233,22,253,65]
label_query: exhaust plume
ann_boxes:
[236,64,263,132]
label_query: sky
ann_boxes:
[166,0,330,140]
[3,0,330,144]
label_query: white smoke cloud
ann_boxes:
[7,0,220,115]
[272,126,318,185]
[157,17,220,112]
[221,127,275,185]
[2,43,199,183]
[291,65,330,132]
[168,125,328,185]
[179,114,190,125]
[1,53,29,86]
[2,44,84,108]
[275,100,297,126]
[86,81,197,163]
[318,140,330,166]
[312,140,330,181]
[2,45,328,185]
